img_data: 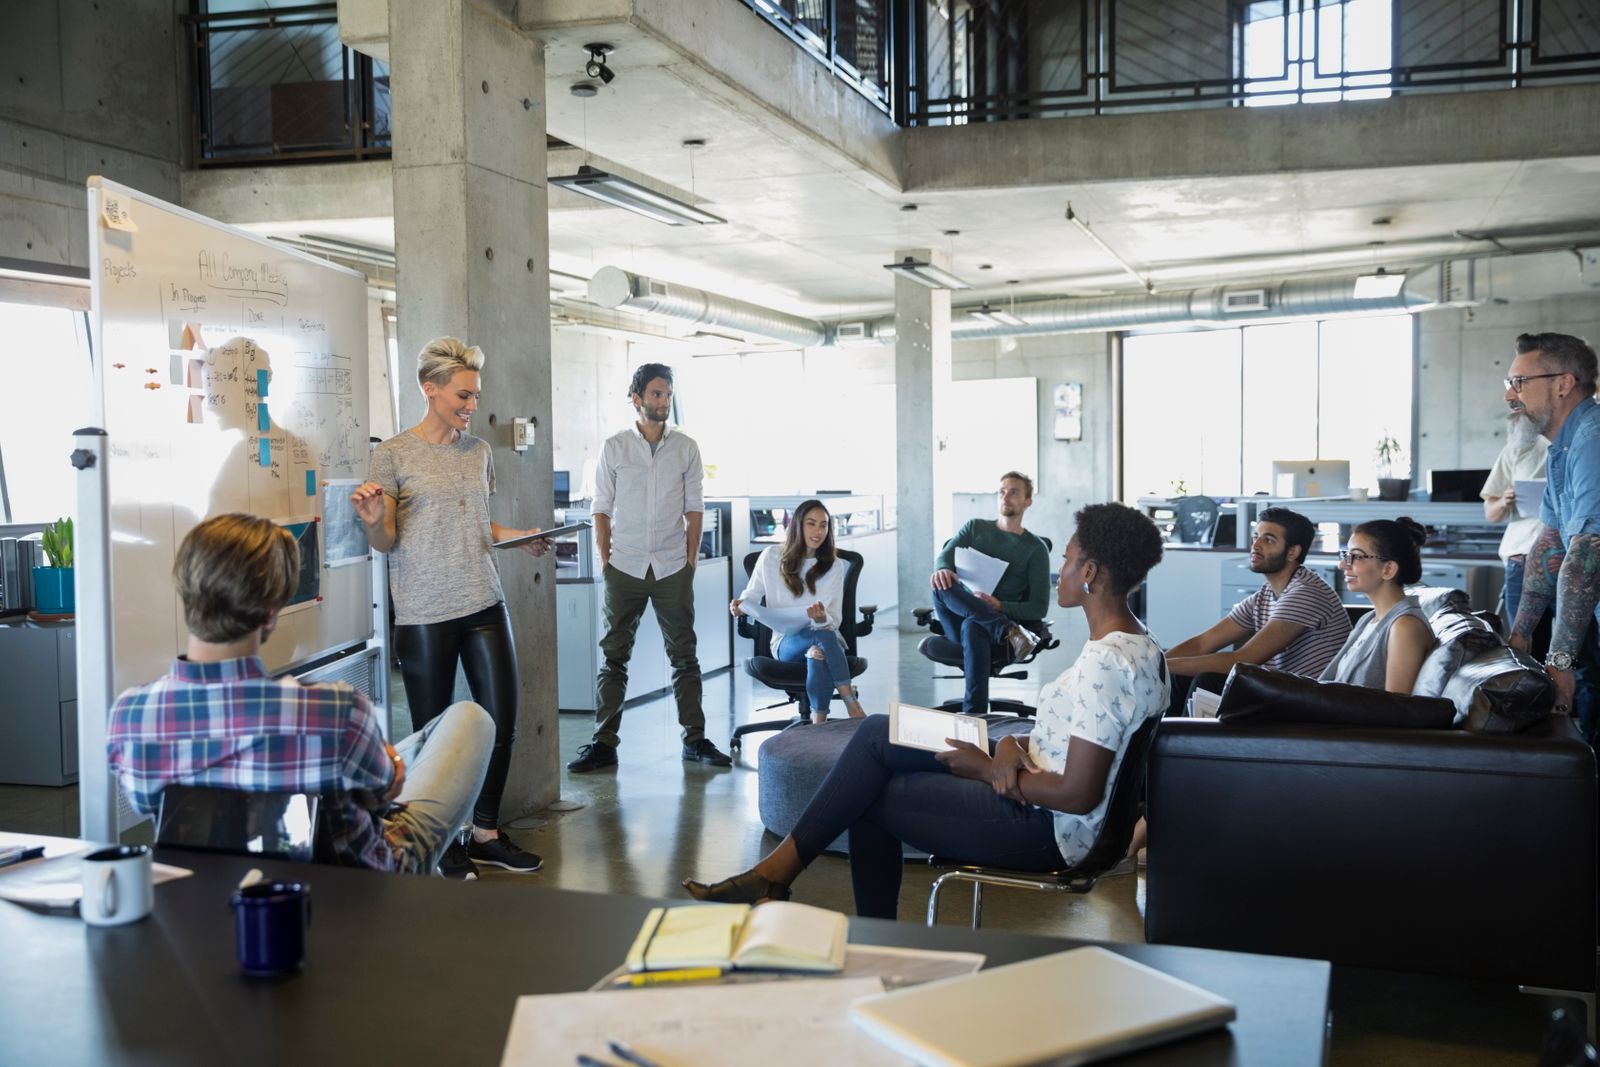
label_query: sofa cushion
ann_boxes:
[1217,662,1456,729]
[1411,609,1503,699]
[1445,645,1556,732]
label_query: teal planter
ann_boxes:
[32,566,74,615]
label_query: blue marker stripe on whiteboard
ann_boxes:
[306,470,317,495]
[259,438,271,467]
[257,402,270,432]
[257,369,269,397]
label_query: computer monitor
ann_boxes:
[1270,460,1350,498]
[553,470,571,506]
[1427,468,1491,502]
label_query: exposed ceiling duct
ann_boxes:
[588,266,828,348]
[576,247,1598,348]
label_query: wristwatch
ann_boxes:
[1545,650,1576,672]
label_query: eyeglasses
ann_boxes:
[1339,550,1387,565]
[1504,372,1566,393]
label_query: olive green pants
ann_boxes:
[593,563,703,747]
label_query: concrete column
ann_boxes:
[894,247,953,627]
[389,0,557,819]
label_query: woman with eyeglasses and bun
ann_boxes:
[1321,517,1437,694]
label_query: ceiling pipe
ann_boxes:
[588,266,828,348]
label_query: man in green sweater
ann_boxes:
[929,471,1051,714]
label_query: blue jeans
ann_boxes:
[387,701,495,872]
[775,627,851,714]
[932,584,1020,715]
[789,715,1065,919]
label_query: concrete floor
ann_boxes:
[0,622,1580,1064]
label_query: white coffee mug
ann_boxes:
[80,844,154,927]
[1349,487,1370,501]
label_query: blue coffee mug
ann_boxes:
[230,880,311,976]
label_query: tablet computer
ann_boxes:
[888,702,988,753]
[492,521,591,549]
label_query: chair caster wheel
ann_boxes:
[729,738,742,751]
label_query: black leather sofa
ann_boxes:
[1144,593,1597,1005]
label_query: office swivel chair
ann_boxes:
[156,784,335,865]
[911,536,1058,717]
[1169,495,1221,546]
[925,713,1162,928]
[729,548,877,752]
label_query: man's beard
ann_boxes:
[1507,409,1540,448]
[1250,547,1289,574]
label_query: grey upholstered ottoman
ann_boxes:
[755,714,1035,857]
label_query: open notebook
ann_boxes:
[849,946,1236,1067]
[624,901,847,974]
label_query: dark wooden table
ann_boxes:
[0,835,1329,1066]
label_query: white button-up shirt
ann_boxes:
[592,423,704,580]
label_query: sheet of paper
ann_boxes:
[954,546,1009,596]
[500,977,911,1067]
[890,702,988,753]
[740,601,816,636]
[0,849,192,909]
[1514,479,1546,520]
[1188,688,1221,719]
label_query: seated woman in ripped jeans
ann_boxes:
[689,502,1170,920]
[731,498,865,724]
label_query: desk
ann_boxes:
[0,835,1330,1066]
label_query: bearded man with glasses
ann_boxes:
[1503,331,1600,746]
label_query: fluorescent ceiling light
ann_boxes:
[883,256,971,290]
[968,303,1027,327]
[1353,268,1406,298]
[550,165,725,227]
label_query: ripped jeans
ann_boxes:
[775,626,852,713]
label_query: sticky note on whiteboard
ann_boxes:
[257,402,270,432]
[187,395,204,425]
[258,438,271,467]
[257,369,269,398]
[306,470,317,496]
[101,197,137,232]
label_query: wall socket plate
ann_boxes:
[512,416,533,451]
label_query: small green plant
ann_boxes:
[41,517,73,569]
[1374,434,1407,479]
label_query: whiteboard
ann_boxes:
[86,177,374,693]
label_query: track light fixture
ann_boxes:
[584,43,615,85]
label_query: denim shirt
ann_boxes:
[1539,397,1600,543]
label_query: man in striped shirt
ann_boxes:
[1166,507,1351,701]
[107,513,495,875]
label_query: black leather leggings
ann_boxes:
[393,602,518,830]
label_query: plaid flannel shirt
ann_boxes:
[107,657,423,873]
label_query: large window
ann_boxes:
[0,302,94,523]
[1121,314,1413,500]
[1243,0,1393,106]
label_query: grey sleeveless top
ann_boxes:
[1319,596,1434,690]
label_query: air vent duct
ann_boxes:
[588,266,827,348]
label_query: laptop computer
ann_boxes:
[849,945,1236,1067]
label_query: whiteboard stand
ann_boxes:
[73,426,118,844]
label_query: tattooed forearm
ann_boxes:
[1550,532,1600,655]
[1514,525,1564,639]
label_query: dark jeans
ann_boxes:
[932,584,1020,715]
[595,563,703,747]
[393,602,518,830]
[789,715,1065,919]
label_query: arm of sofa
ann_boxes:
[1144,716,1596,992]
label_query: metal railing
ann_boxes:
[908,0,1600,125]
[736,0,902,118]
[190,2,390,165]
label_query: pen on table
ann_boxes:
[611,966,723,988]
[0,846,46,870]
[575,1055,615,1067]
[608,1038,664,1067]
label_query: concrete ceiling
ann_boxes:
[303,4,1600,321]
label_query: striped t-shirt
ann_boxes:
[1225,566,1351,677]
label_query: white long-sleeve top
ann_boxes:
[738,545,846,631]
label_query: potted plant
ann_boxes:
[1374,434,1410,502]
[32,516,74,616]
